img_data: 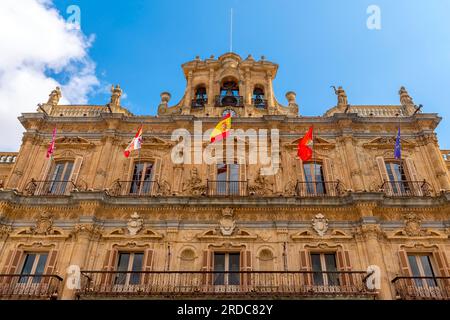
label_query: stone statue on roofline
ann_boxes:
[47,87,62,106]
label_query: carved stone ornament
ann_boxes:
[127,212,144,236]
[219,207,236,236]
[182,167,206,195]
[404,213,428,237]
[30,212,54,235]
[312,213,328,237]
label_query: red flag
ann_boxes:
[297,126,313,161]
[46,127,57,159]
[124,126,143,158]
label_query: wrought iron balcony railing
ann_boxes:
[380,180,433,197]
[295,181,346,197]
[24,180,77,196]
[0,274,62,300]
[207,180,248,197]
[191,98,207,108]
[215,95,244,108]
[252,98,268,109]
[77,270,376,298]
[108,180,160,197]
[392,276,450,300]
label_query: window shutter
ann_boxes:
[143,249,154,285]
[299,250,311,286]
[433,251,450,277]
[323,158,334,195]
[152,158,162,195]
[99,249,118,288]
[201,249,213,286]
[398,250,412,276]
[42,250,58,285]
[376,156,390,193]
[1,249,22,284]
[70,156,83,186]
[404,157,422,196]
[37,160,54,195]
[241,250,252,286]
[337,250,354,287]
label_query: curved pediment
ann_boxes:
[363,137,416,149]
[284,136,335,150]
[52,136,94,149]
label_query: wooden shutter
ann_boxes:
[152,158,162,195]
[376,156,391,193]
[201,249,213,286]
[398,250,413,287]
[404,157,422,196]
[143,249,154,285]
[70,156,83,189]
[299,250,311,285]
[337,250,354,286]
[37,160,54,194]
[240,250,252,286]
[42,250,58,284]
[239,163,247,194]
[99,249,118,287]
[323,158,334,195]
[1,249,23,284]
[433,251,450,277]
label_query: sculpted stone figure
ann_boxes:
[332,86,348,106]
[182,167,206,195]
[47,87,62,106]
[110,85,122,107]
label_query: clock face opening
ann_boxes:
[222,109,237,117]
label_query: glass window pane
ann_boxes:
[228,253,240,285]
[213,253,225,285]
[420,256,437,287]
[130,253,143,285]
[325,254,339,286]
[217,164,227,181]
[19,254,36,283]
[408,255,423,287]
[115,253,130,285]
[311,254,323,285]
[33,254,48,284]
[130,164,144,194]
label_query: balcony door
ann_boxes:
[303,163,326,196]
[114,252,144,287]
[18,253,48,285]
[408,254,437,288]
[216,163,240,195]
[213,253,240,287]
[129,162,154,195]
[385,161,410,195]
[311,253,340,287]
[47,161,74,195]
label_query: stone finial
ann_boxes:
[110,85,122,107]
[286,91,297,105]
[47,87,62,106]
[160,92,171,104]
[332,86,348,106]
[246,54,254,61]
[399,86,414,105]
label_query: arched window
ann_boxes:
[179,249,196,271]
[252,87,267,109]
[192,86,207,108]
[217,80,242,107]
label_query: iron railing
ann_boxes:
[207,180,248,197]
[252,98,268,109]
[380,180,433,197]
[191,98,207,108]
[295,181,346,197]
[108,180,160,197]
[24,180,76,196]
[77,271,376,298]
[392,276,450,300]
[215,95,244,108]
[0,274,63,300]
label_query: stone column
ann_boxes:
[6,135,35,190]
[60,223,101,300]
[244,68,251,105]
[266,72,275,114]
[93,135,114,190]
[340,136,365,192]
[182,71,193,115]
[424,134,450,191]
[208,68,215,106]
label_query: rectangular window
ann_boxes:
[129,162,154,195]
[385,162,410,195]
[407,254,437,288]
[303,163,326,195]
[47,161,74,195]
[216,163,240,195]
[310,253,339,286]
[213,253,240,286]
[19,253,48,284]
[115,252,144,286]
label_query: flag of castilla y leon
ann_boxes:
[124,126,143,158]
[46,127,57,159]
[297,126,314,161]
[210,113,232,143]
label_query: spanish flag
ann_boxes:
[124,126,143,158]
[210,113,232,143]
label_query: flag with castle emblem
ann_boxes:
[46,127,57,159]
[298,126,314,161]
[124,126,143,158]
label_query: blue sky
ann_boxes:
[52,0,450,148]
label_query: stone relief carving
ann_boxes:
[312,213,328,237]
[182,167,206,195]
[157,180,172,196]
[248,168,273,196]
[219,207,236,236]
[404,213,429,237]
[29,212,54,235]
[127,212,144,236]
[284,180,297,196]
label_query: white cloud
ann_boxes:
[0,0,100,151]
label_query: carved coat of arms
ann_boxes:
[312,213,328,237]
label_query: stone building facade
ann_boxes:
[0,53,449,300]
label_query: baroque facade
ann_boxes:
[0,52,449,300]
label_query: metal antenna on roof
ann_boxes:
[230,8,233,52]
